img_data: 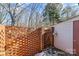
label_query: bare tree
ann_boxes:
[0,3,44,30]
[0,3,27,26]
[0,5,7,24]
[27,3,44,30]
[27,4,38,28]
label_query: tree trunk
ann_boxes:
[11,19,15,26]
[9,12,15,26]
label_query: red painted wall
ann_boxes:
[73,20,79,55]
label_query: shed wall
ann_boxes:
[54,21,73,54]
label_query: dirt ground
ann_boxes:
[35,47,74,56]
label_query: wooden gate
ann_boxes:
[42,27,54,49]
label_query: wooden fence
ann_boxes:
[0,25,54,56]
[0,25,42,56]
